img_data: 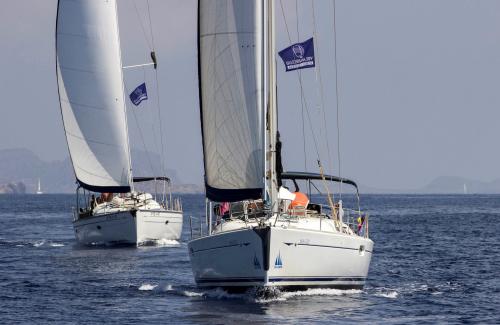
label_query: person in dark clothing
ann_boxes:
[90,194,97,210]
[276,131,283,187]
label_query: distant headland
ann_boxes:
[0,148,203,194]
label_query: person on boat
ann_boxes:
[90,194,97,209]
[357,215,365,235]
[338,200,344,223]
[100,192,113,202]
[289,192,309,216]
[290,192,309,208]
[219,202,230,216]
[276,131,283,187]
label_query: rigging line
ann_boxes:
[146,70,162,170]
[143,66,161,175]
[130,0,153,50]
[146,0,167,180]
[331,0,343,196]
[300,72,307,170]
[128,0,163,178]
[146,0,156,50]
[296,0,307,170]
[311,0,335,204]
[124,82,156,178]
[280,0,335,213]
[311,0,334,178]
[280,0,322,161]
[279,0,307,170]
[295,0,300,42]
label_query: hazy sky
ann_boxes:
[1,0,500,189]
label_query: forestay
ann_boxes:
[198,0,265,202]
[56,0,132,193]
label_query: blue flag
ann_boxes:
[129,83,148,106]
[278,38,315,72]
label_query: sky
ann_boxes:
[1,0,500,189]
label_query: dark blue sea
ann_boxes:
[1,194,499,324]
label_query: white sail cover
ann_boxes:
[56,0,132,192]
[199,0,264,202]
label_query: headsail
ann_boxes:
[56,0,132,193]
[198,0,265,202]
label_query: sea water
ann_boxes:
[0,194,499,324]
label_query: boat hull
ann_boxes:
[73,209,183,246]
[188,226,373,290]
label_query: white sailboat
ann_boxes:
[36,178,43,195]
[56,0,182,246]
[188,0,373,291]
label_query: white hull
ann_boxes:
[188,225,373,290]
[74,209,183,246]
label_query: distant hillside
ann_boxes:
[0,148,201,194]
[419,176,500,194]
[0,148,72,193]
[359,176,500,194]
[0,181,26,194]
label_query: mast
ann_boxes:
[265,0,279,213]
[114,0,134,192]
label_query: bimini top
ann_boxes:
[281,171,358,191]
[133,177,170,183]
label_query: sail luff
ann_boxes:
[56,0,132,193]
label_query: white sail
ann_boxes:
[198,0,265,201]
[36,178,43,194]
[56,0,132,192]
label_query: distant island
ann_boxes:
[359,175,500,194]
[1,148,499,194]
[0,148,203,194]
[0,181,26,194]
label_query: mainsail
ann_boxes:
[198,0,265,202]
[56,0,132,192]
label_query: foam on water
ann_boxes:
[138,283,158,291]
[138,239,181,247]
[282,288,362,298]
[179,290,205,297]
[374,291,399,299]
[169,286,364,303]
[32,240,45,247]
[253,287,363,303]
[154,239,181,247]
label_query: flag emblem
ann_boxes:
[278,38,315,72]
[129,83,148,106]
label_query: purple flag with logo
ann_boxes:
[129,82,148,106]
[278,37,315,72]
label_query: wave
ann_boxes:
[368,281,461,299]
[0,239,66,248]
